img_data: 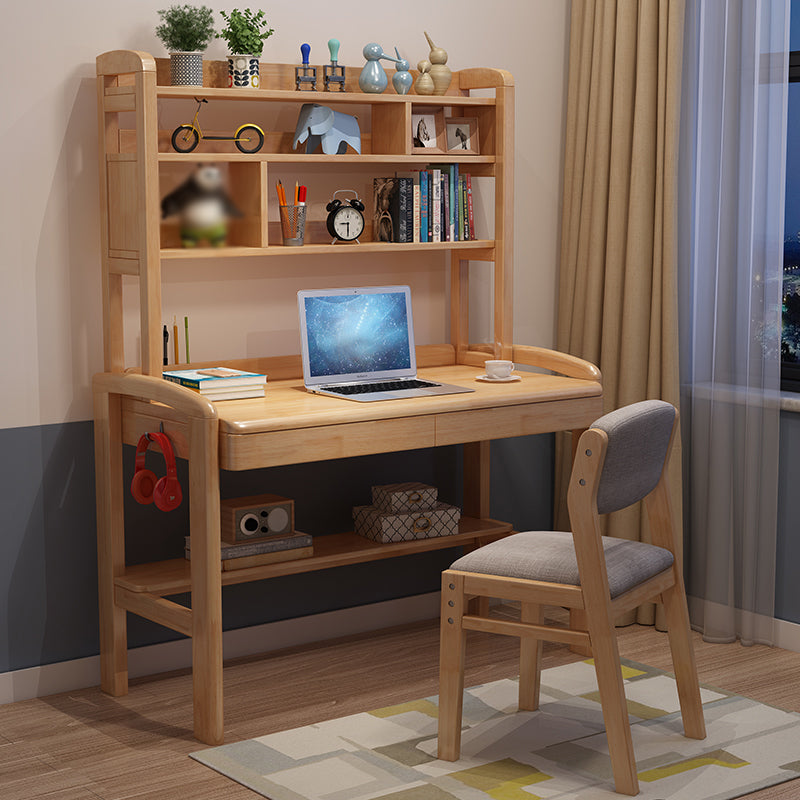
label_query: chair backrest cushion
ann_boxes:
[591,400,676,514]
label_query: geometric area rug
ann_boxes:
[190,658,800,800]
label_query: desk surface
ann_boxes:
[213,365,602,470]
[214,364,603,433]
[120,364,603,471]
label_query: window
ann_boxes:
[781,4,800,390]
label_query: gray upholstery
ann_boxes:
[449,531,674,599]
[592,400,676,514]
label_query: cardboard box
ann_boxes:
[353,502,461,543]
[371,482,438,513]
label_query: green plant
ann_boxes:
[156,4,215,52]
[217,8,274,57]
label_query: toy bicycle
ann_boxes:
[171,98,265,154]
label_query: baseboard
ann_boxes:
[0,592,441,706]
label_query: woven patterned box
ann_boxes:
[353,502,461,543]
[371,482,438,513]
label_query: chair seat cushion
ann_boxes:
[449,531,674,599]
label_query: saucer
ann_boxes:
[476,373,521,383]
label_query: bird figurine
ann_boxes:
[160,165,242,247]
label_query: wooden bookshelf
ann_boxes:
[93,49,603,745]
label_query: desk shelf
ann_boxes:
[117,517,514,596]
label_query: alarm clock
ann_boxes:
[326,189,365,243]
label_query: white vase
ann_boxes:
[169,52,203,86]
[228,54,260,88]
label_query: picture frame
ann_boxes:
[445,117,479,154]
[411,109,445,153]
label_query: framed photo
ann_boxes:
[445,117,479,154]
[411,109,445,153]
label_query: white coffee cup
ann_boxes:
[484,359,514,379]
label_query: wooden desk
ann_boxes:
[93,348,602,744]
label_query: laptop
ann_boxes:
[297,286,474,402]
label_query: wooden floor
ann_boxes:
[1,608,799,799]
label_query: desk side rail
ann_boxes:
[92,370,224,745]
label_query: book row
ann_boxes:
[373,167,476,245]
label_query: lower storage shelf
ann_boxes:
[116,516,513,596]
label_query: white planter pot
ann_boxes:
[228,54,260,88]
[169,52,204,86]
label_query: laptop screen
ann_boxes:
[298,286,417,386]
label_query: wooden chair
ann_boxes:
[437,400,706,796]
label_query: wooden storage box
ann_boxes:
[353,502,461,543]
[371,482,438,513]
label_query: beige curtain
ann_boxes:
[555,0,685,626]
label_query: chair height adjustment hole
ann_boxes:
[449,583,455,590]
[448,600,454,607]
[585,449,592,456]
[579,478,586,486]
[448,617,454,624]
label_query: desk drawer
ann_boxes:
[219,416,436,470]
[434,396,603,445]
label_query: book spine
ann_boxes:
[398,177,412,243]
[441,173,449,242]
[164,375,202,390]
[412,182,420,243]
[449,165,456,241]
[466,174,474,240]
[420,171,429,243]
[431,168,441,243]
[458,176,465,241]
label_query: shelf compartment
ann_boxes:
[116,517,513,596]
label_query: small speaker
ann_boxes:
[221,494,295,544]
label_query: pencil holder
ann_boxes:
[279,205,306,246]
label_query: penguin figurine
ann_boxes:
[161,165,242,247]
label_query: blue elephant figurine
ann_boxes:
[292,103,362,155]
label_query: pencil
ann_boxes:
[173,315,179,363]
[184,316,190,363]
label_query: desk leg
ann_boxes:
[463,440,490,519]
[189,415,224,745]
[463,440,491,616]
[93,390,129,697]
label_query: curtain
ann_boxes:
[555,0,685,625]
[677,1,789,645]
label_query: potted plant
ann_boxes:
[217,8,274,88]
[156,4,215,86]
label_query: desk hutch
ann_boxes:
[93,50,603,744]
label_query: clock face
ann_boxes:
[332,206,364,240]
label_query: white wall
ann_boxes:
[0,0,570,430]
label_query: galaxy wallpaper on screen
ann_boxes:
[304,292,412,377]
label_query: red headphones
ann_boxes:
[131,432,183,512]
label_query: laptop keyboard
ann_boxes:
[324,379,440,396]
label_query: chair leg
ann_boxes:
[519,602,543,711]
[661,578,706,740]
[586,612,639,796]
[438,571,467,761]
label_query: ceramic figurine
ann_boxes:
[424,31,452,95]
[359,42,389,93]
[391,47,412,95]
[415,59,435,95]
[359,42,403,93]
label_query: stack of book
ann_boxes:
[372,167,475,244]
[184,532,313,571]
[162,367,266,401]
